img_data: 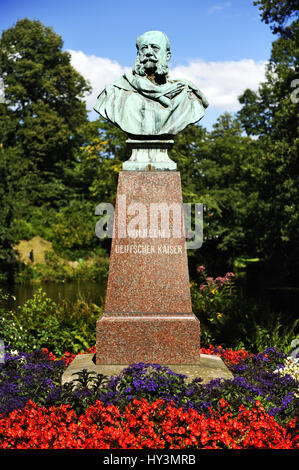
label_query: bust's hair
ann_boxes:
[136,31,170,52]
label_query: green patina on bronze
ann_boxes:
[94,31,208,169]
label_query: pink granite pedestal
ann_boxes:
[96,171,200,365]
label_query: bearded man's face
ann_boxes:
[133,32,171,77]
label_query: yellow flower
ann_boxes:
[112,164,122,172]
[216,312,222,318]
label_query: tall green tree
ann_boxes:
[0,18,91,204]
[170,114,263,275]
[238,1,299,284]
[0,19,91,277]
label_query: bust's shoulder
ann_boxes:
[168,77,198,89]
[110,75,134,91]
[169,77,209,108]
[98,76,133,97]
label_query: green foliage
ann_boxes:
[191,266,298,353]
[10,218,36,243]
[30,251,109,283]
[0,147,18,282]
[53,371,108,416]
[51,199,100,260]
[0,18,90,163]
[235,305,299,354]
[238,2,299,283]
[73,118,126,204]
[253,0,298,34]
[0,18,91,279]
[170,115,263,275]
[0,288,103,356]
[191,267,238,345]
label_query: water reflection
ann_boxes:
[0,279,298,318]
[1,280,107,311]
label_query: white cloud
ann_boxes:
[68,49,267,115]
[207,2,231,15]
[171,58,267,110]
[69,50,131,112]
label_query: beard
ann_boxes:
[133,56,169,77]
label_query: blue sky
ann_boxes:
[1,0,275,129]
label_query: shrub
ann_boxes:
[0,349,65,416]
[45,363,191,416]
[32,251,109,283]
[191,265,299,353]
[191,266,238,345]
[0,289,103,356]
[188,347,298,426]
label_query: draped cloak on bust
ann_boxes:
[94,72,209,137]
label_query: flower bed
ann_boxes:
[0,398,296,449]
[0,345,298,449]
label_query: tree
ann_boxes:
[0,147,16,281]
[0,18,91,204]
[238,1,299,285]
[168,114,264,276]
[253,0,298,34]
[72,118,127,206]
[0,19,91,277]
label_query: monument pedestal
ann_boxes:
[96,314,200,364]
[96,170,201,365]
[62,353,233,386]
[123,140,177,171]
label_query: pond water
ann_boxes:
[0,279,298,319]
[1,280,107,312]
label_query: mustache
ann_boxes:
[133,56,169,77]
[140,57,158,63]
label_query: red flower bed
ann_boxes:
[200,345,251,367]
[0,398,296,449]
[45,345,249,369]
[42,346,96,366]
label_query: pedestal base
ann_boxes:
[96,313,200,365]
[61,354,233,386]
